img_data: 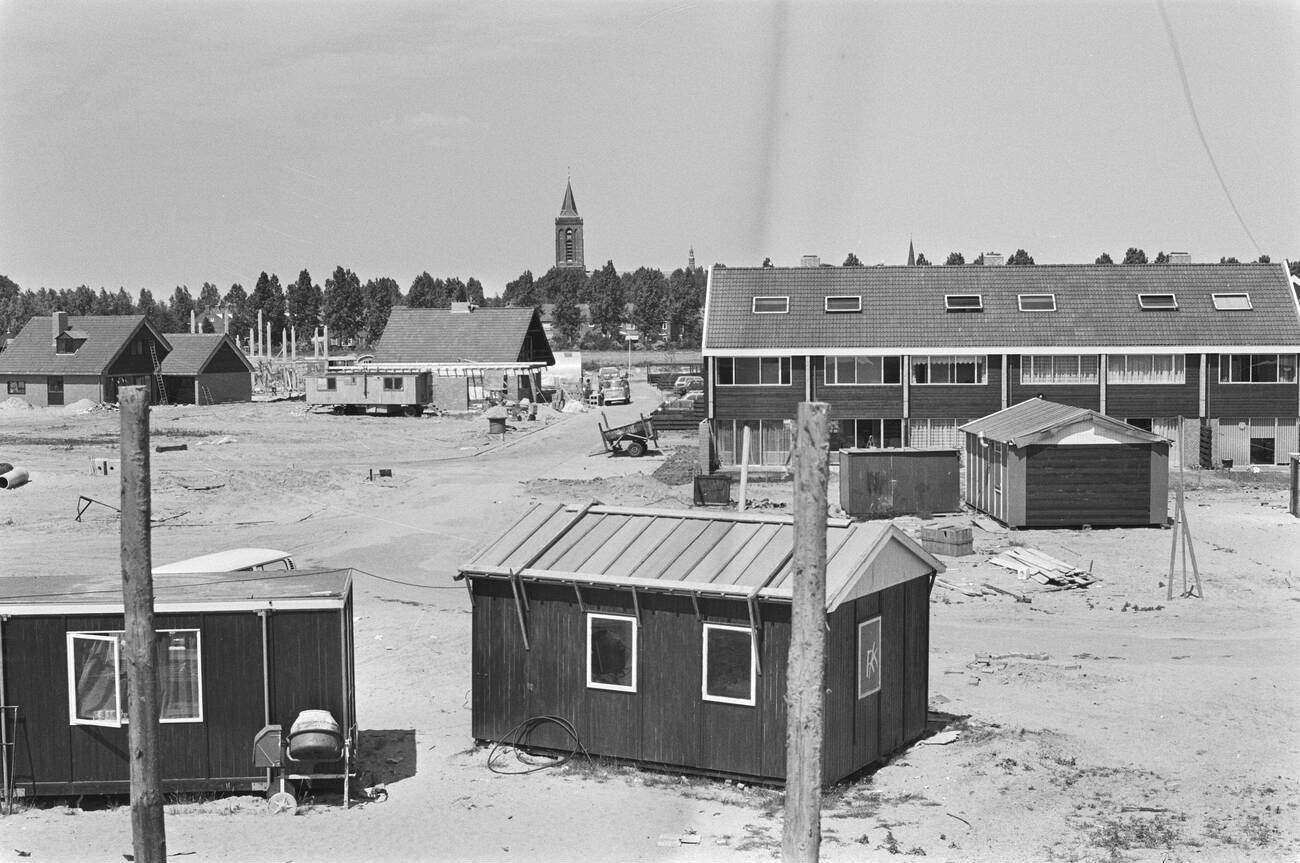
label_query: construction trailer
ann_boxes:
[307,362,550,414]
[0,570,356,800]
[838,448,961,519]
[458,503,943,785]
[961,398,1170,528]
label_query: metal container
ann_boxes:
[287,709,343,761]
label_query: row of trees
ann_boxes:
[807,250,1278,267]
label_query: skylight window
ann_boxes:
[1212,293,1252,311]
[1138,293,1178,310]
[1017,293,1056,312]
[752,296,789,314]
[944,294,983,312]
[824,295,861,313]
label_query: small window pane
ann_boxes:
[1251,355,1278,383]
[1139,293,1178,309]
[752,296,789,313]
[945,294,983,311]
[587,614,636,691]
[1018,293,1056,311]
[1212,293,1251,311]
[857,618,882,698]
[825,295,861,312]
[159,631,202,721]
[1279,355,1297,383]
[70,635,119,724]
[703,625,755,704]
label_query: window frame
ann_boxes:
[824,356,901,386]
[701,623,757,706]
[1211,293,1252,311]
[910,355,987,386]
[382,376,403,391]
[1017,293,1056,312]
[1218,353,1297,384]
[585,613,638,693]
[715,356,792,387]
[1020,354,1099,385]
[944,294,983,312]
[751,296,789,314]
[824,295,862,313]
[6,380,26,395]
[1138,293,1178,310]
[857,617,882,699]
[1107,354,1186,385]
[66,629,204,727]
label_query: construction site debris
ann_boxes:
[920,525,973,556]
[0,467,30,489]
[155,443,189,453]
[91,458,120,476]
[987,547,1096,588]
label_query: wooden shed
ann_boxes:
[838,448,961,518]
[159,333,254,404]
[960,398,1170,528]
[0,570,356,798]
[457,504,943,785]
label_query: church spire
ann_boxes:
[907,237,916,267]
[555,178,585,270]
[560,179,579,217]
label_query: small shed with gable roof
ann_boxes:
[960,397,1170,528]
[160,333,254,404]
[457,503,943,785]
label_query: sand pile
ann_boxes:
[0,396,33,410]
[62,398,100,413]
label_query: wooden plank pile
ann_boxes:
[987,547,1095,589]
[919,525,973,557]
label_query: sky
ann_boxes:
[1,0,1297,298]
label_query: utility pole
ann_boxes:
[783,401,830,863]
[120,386,166,863]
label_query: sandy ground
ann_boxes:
[0,385,1297,863]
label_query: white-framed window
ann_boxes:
[944,294,983,312]
[1212,293,1252,311]
[586,613,637,692]
[1017,293,1057,312]
[67,629,203,726]
[715,419,794,466]
[911,355,986,385]
[1020,355,1098,385]
[702,623,756,706]
[824,356,902,386]
[752,296,789,314]
[857,617,882,699]
[716,356,791,386]
[832,418,904,450]
[1138,293,1178,310]
[383,376,403,391]
[1219,354,1298,384]
[1107,354,1186,385]
[824,295,861,313]
[6,381,25,395]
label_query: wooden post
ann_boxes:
[739,425,752,511]
[784,401,830,863]
[119,386,166,863]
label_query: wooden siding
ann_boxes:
[1104,355,1200,418]
[711,358,806,420]
[195,371,252,404]
[1205,355,1299,417]
[908,356,1002,418]
[839,450,960,518]
[1022,444,1162,527]
[807,357,904,416]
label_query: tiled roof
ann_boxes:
[458,503,943,611]
[704,263,1300,352]
[0,315,168,375]
[373,307,555,365]
[960,398,1167,446]
[160,333,252,375]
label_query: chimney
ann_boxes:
[1168,251,1191,264]
[451,302,478,313]
[52,310,68,343]
[190,309,197,333]
[982,252,1004,266]
[800,255,820,268]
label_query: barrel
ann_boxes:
[286,709,343,761]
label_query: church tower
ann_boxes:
[555,179,585,270]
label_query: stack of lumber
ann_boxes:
[919,525,973,557]
[987,547,1095,588]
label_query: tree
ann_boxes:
[944,252,965,266]
[1007,249,1035,266]
[1290,261,1300,280]
[287,269,323,332]
[551,289,583,348]
[501,270,540,307]
[248,272,287,343]
[587,261,626,338]
[842,252,864,267]
[915,252,931,266]
[1095,252,1114,265]
[533,267,586,305]
[445,277,468,303]
[762,257,774,268]
[1257,254,1271,264]
[223,283,251,339]
[407,272,436,308]
[1122,247,1148,265]
[168,285,196,331]
[625,266,667,343]
[666,267,703,344]
[198,282,222,311]
[1219,256,1240,264]
[465,277,485,305]
[1153,251,1169,264]
[136,288,167,331]
[323,266,365,344]
[362,277,398,346]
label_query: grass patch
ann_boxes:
[1089,813,1185,858]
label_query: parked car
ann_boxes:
[673,375,704,396]
[599,374,631,405]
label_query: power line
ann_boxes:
[1157,0,1263,257]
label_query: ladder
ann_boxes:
[148,342,168,405]
[201,385,215,406]
[1,704,17,814]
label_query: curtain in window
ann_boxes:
[159,632,200,720]
[73,637,118,722]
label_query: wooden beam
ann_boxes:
[783,401,829,863]
[508,571,531,650]
[119,386,166,863]
[739,425,752,511]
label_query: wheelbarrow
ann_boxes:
[599,412,658,457]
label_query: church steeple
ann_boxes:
[907,237,916,267]
[688,246,696,270]
[555,179,584,270]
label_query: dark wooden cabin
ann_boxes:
[961,398,1170,528]
[838,448,961,518]
[458,504,943,785]
[0,570,356,799]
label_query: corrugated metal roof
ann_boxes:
[460,503,943,610]
[0,569,353,615]
[0,315,170,375]
[159,333,252,375]
[703,263,1300,352]
[960,397,1167,446]
[373,307,555,365]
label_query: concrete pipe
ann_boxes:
[0,467,29,489]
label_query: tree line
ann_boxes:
[830,249,1280,267]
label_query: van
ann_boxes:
[153,547,296,574]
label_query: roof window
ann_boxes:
[824,295,861,313]
[1017,293,1056,312]
[1138,293,1178,310]
[944,294,983,312]
[752,296,789,314]
[1212,292,1252,311]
